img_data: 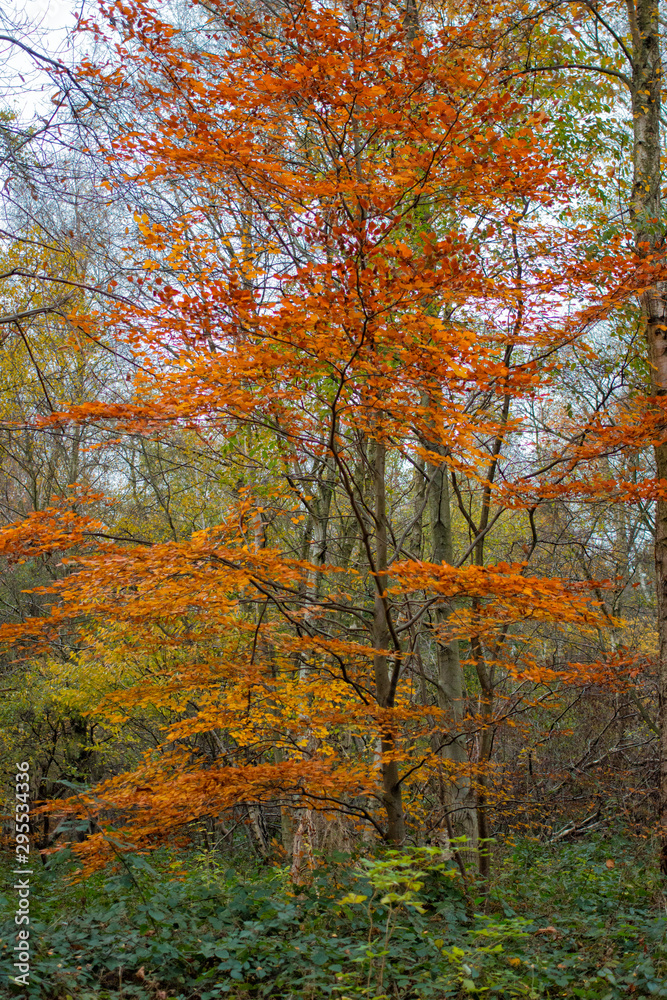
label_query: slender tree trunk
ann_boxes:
[428,450,478,847]
[288,462,335,861]
[371,436,406,843]
[472,632,493,880]
[410,457,426,559]
[628,0,667,874]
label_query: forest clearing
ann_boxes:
[1,0,667,997]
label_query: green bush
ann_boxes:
[0,834,665,999]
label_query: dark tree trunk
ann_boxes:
[371,437,406,844]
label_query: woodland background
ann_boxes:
[0,0,667,997]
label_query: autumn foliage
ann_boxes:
[0,0,664,875]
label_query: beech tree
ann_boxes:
[0,0,663,877]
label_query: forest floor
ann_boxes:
[1,830,666,999]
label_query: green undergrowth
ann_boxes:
[0,833,665,999]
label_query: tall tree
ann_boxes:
[502,0,667,875]
[625,0,667,875]
[0,0,651,873]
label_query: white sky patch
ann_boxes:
[1,0,82,120]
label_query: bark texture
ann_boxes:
[428,452,478,847]
[628,0,667,875]
[371,437,406,844]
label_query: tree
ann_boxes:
[621,0,667,876]
[0,0,654,874]
[483,0,667,875]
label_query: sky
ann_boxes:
[2,0,82,119]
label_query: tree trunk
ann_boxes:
[371,436,406,844]
[628,0,667,875]
[472,632,493,881]
[428,451,478,847]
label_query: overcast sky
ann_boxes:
[2,0,82,119]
